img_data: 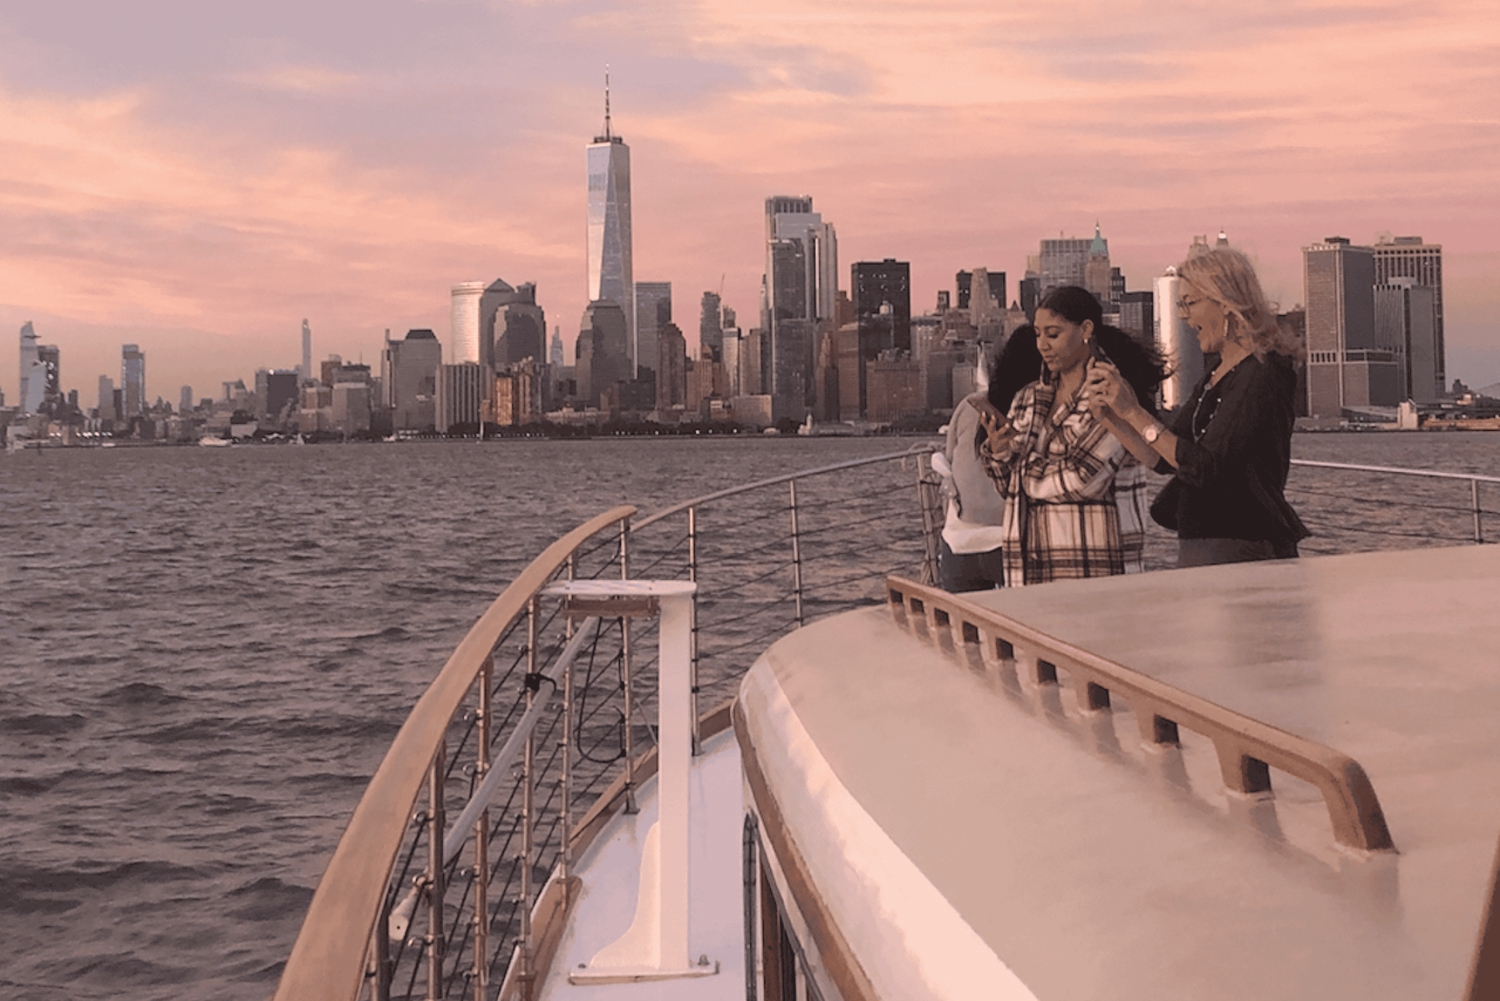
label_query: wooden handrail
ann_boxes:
[885,575,1396,854]
[273,505,636,1001]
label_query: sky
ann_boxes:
[2,0,1499,403]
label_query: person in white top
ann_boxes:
[935,326,1042,591]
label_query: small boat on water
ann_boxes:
[273,451,1500,1001]
[198,435,232,447]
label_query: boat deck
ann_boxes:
[734,544,1500,1000]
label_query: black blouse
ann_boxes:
[1153,351,1309,543]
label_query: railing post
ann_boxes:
[563,552,575,878]
[789,480,805,628]
[518,599,538,1000]
[374,896,393,1001]
[620,520,637,814]
[688,505,701,756]
[427,739,447,1001]
[472,656,492,1001]
[916,453,940,586]
[1473,478,1484,543]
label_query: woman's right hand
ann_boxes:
[979,407,1017,456]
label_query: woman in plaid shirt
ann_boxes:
[981,286,1166,586]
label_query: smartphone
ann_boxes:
[1088,338,1110,367]
[974,398,1007,428]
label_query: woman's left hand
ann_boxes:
[1084,360,1137,417]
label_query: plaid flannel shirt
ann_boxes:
[982,380,1143,585]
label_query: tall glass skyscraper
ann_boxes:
[121,343,146,418]
[586,77,634,369]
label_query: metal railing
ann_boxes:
[1287,459,1499,546]
[272,446,939,1001]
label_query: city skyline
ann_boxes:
[0,2,1497,398]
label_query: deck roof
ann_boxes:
[743,544,1500,1000]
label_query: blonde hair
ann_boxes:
[1177,247,1305,360]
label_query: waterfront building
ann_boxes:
[852,259,911,352]
[264,370,300,426]
[699,291,723,362]
[763,196,838,419]
[656,322,687,411]
[1118,290,1154,342]
[37,344,60,414]
[587,77,634,362]
[98,376,117,422]
[1304,237,1398,415]
[635,281,672,378]
[301,320,312,384]
[122,344,146,418]
[836,323,862,421]
[436,362,485,432]
[1038,236,1090,296]
[1375,278,1440,404]
[17,322,45,415]
[331,383,372,434]
[482,280,547,370]
[576,301,631,407]
[1083,224,1113,305]
[384,329,442,431]
[1154,266,1204,411]
[550,327,565,369]
[450,282,485,366]
[178,385,193,416]
[318,356,343,388]
[489,357,543,426]
[866,351,924,423]
[1373,236,1444,398]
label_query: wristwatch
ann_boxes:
[1141,420,1166,444]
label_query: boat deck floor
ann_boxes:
[537,727,745,1001]
[734,544,1500,1000]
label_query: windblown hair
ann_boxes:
[1176,247,1305,361]
[987,324,1041,414]
[1036,285,1169,412]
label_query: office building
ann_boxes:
[656,322,688,410]
[763,196,838,419]
[384,329,442,431]
[301,319,312,384]
[867,352,924,423]
[1118,291,1154,342]
[481,280,546,369]
[264,370,300,424]
[1304,237,1398,414]
[635,281,672,377]
[1038,237,1090,295]
[436,362,485,432]
[587,77,635,362]
[1375,279,1440,404]
[550,327,565,369]
[699,291,723,362]
[98,376,117,422]
[178,385,193,415]
[122,344,146,418]
[18,322,56,416]
[1154,267,1204,411]
[1373,236,1444,397]
[331,382,372,434]
[576,301,631,407]
[450,282,485,366]
[852,259,911,353]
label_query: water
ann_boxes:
[1,432,1496,1000]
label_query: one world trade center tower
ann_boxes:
[586,74,635,373]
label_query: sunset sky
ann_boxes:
[2,0,1499,402]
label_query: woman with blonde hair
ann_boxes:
[1085,246,1309,567]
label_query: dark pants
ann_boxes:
[1177,537,1299,568]
[938,539,1006,592]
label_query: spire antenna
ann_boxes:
[604,65,612,140]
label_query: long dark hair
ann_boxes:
[971,324,1042,452]
[1037,285,1168,413]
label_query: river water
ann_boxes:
[1,432,1496,1000]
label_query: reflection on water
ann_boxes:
[0,431,1492,999]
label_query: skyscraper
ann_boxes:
[179,385,193,415]
[1154,266,1203,410]
[699,291,723,362]
[1375,278,1440,404]
[1304,237,1397,415]
[18,322,45,415]
[301,319,312,384]
[450,282,485,365]
[550,327,565,369]
[99,376,117,422]
[634,281,672,377]
[762,196,838,419]
[1373,236,1444,397]
[121,344,146,418]
[851,259,911,352]
[1038,236,1091,295]
[384,329,442,431]
[587,75,634,363]
[482,279,547,368]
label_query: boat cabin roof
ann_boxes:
[735,544,1500,1000]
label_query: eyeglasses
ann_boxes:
[1176,296,1204,312]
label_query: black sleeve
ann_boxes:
[1171,359,1293,490]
